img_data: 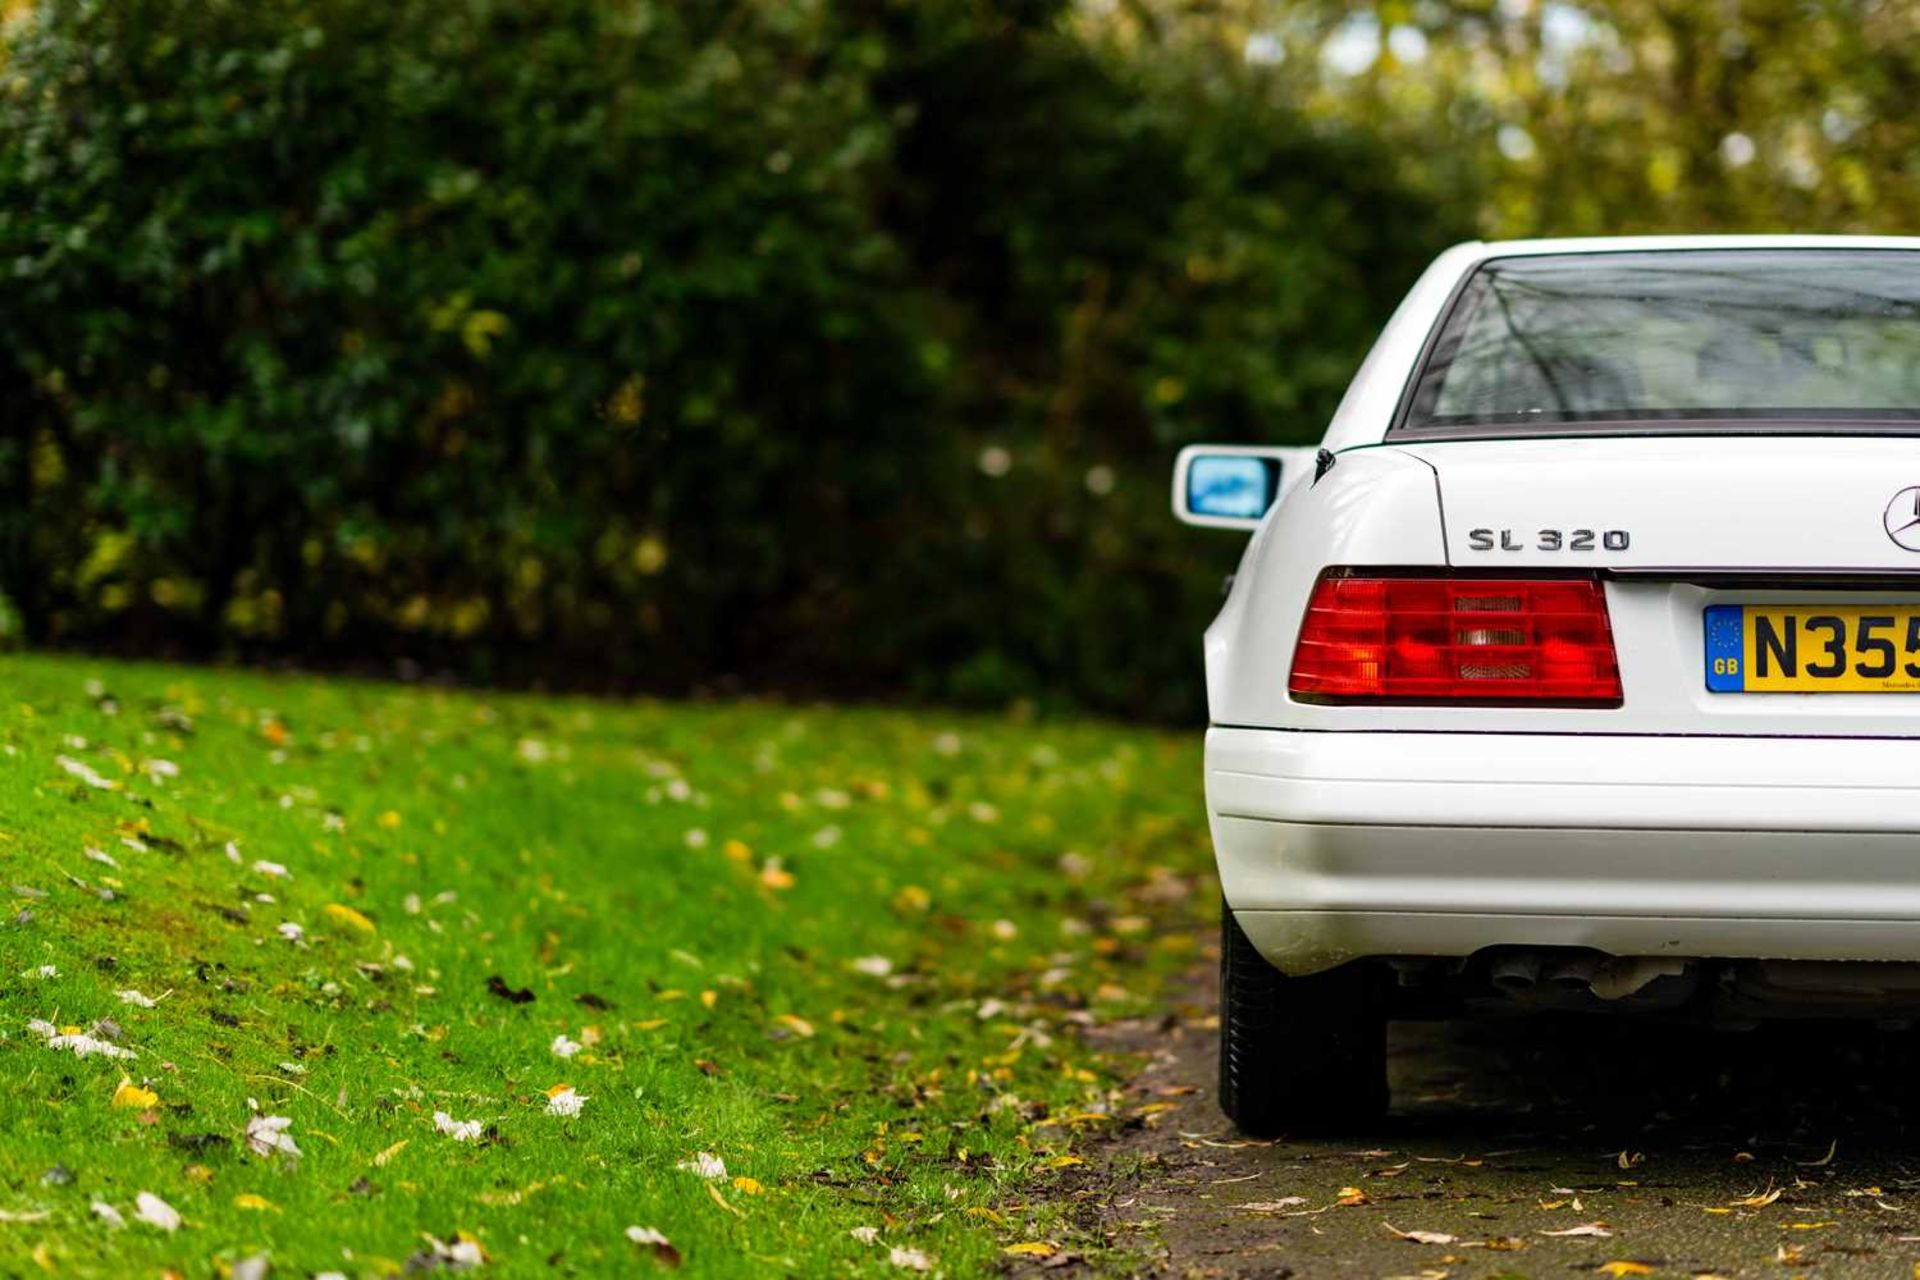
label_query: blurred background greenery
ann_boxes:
[0,0,1910,720]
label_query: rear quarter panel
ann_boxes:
[1205,449,1446,725]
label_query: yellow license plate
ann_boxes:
[1705,604,1920,692]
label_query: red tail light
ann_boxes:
[1289,574,1622,705]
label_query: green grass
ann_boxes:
[0,654,1211,1276]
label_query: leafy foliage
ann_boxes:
[1107,1,1920,239]
[0,0,1454,719]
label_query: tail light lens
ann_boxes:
[1289,574,1622,705]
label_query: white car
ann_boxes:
[1175,234,1920,1135]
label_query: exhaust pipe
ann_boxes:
[1489,953,1540,993]
[1546,954,1602,991]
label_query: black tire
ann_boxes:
[1218,899,1389,1137]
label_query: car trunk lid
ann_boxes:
[1396,435,1920,572]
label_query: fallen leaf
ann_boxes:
[888,1247,931,1271]
[373,1140,408,1167]
[732,1176,764,1195]
[232,1193,278,1212]
[433,1111,483,1142]
[678,1152,727,1181]
[1337,1186,1371,1207]
[486,974,534,1004]
[133,1192,180,1232]
[110,1078,158,1110]
[1796,1139,1839,1167]
[704,1183,743,1217]
[1384,1223,1459,1245]
[1598,1263,1654,1277]
[1004,1243,1057,1259]
[626,1226,681,1268]
[1729,1181,1782,1208]
[1539,1223,1612,1238]
[245,1114,300,1161]
[321,903,375,935]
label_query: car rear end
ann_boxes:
[1215,433,1920,986]
[1187,238,1920,1132]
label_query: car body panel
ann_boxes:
[1210,726,1920,974]
[1404,436,1920,572]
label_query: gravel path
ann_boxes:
[1049,950,1920,1278]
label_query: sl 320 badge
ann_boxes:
[1468,527,1632,552]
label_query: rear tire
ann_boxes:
[1218,900,1389,1137]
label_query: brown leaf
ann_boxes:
[1539,1222,1612,1238]
[1795,1139,1838,1167]
[1729,1181,1782,1208]
[1384,1223,1459,1245]
[626,1226,681,1269]
[486,975,535,1004]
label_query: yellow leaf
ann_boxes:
[233,1193,278,1212]
[775,1013,814,1038]
[1004,1243,1056,1259]
[700,990,717,1010]
[1598,1264,1654,1278]
[1043,1155,1083,1170]
[378,810,402,828]
[322,903,376,934]
[373,1140,408,1168]
[110,1077,158,1109]
[705,1183,743,1217]
[1337,1187,1371,1207]
[544,1082,573,1099]
[732,1176,764,1195]
[182,1164,213,1184]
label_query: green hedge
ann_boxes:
[0,0,1459,720]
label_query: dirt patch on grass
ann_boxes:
[1046,942,1920,1278]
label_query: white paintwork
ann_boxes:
[1211,728,1920,974]
[1189,234,1920,979]
[1405,436,1920,572]
[1170,443,1317,529]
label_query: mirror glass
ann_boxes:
[1186,455,1277,520]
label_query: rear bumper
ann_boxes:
[1208,727,1920,974]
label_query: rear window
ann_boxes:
[1398,250,1920,437]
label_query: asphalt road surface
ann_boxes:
[1058,959,1920,1278]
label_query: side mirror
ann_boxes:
[1171,445,1313,530]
